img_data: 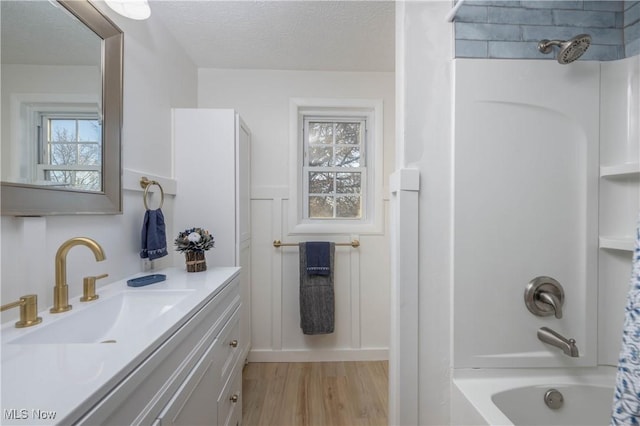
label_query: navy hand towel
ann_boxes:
[305,242,331,276]
[140,209,168,260]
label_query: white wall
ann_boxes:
[395,1,454,424]
[197,69,394,360]
[1,5,197,322]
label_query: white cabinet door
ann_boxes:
[237,117,251,244]
[237,117,252,361]
[173,108,237,267]
[239,241,251,360]
[174,108,252,364]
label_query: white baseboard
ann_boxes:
[247,348,388,363]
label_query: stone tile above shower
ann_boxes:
[453,0,635,60]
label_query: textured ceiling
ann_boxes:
[1,1,101,66]
[149,0,395,72]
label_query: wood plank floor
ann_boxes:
[242,361,388,426]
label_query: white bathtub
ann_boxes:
[452,367,616,425]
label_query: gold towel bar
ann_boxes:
[140,177,165,210]
[273,240,360,248]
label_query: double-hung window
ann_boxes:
[290,98,383,234]
[303,117,366,220]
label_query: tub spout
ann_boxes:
[537,327,579,357]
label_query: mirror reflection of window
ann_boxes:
[37,113,102,191]
[1,0,103,191]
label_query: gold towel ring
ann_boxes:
[140,177,164,210]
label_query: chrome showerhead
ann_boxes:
[537,34,591,64]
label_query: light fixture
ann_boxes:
[105,0,151,20]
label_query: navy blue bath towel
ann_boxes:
[140,209,168,260]
[299,242,335,335]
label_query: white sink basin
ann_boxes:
[7,290,194,345]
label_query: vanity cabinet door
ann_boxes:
[156,339,218,426]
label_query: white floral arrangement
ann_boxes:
[174,227,214,253]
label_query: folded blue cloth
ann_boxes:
[140,209,168,260]
[305,242,331,276]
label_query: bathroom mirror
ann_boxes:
[1,0,123,215]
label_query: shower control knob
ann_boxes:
[524,276,565,318]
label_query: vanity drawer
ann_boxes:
[217,366,242,426]
[213,305,241,385]
[155,335,218,425]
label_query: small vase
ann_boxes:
[185,251,206,272]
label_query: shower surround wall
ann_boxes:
[451,4,640,371]
[453,59,600,368]
[452,31,639,375]
[454,0,639,60]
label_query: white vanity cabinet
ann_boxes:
[173,108,252,367]
[76,272,244,426]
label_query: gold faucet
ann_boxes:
[51,237,106,314]
[1,294,42,328]
[80,273,109,302]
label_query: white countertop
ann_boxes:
[0,266,240,425]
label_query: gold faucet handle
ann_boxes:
[80,273,109,302]
[0,294,43,328]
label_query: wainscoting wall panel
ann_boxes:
[249,188,390,362]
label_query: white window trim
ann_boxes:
[289,97,384,235]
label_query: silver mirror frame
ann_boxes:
[1,0,123,216]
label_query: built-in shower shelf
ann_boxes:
[600,163,640,177]
[599,236,635,251]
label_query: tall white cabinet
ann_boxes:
[173,108,251,367]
